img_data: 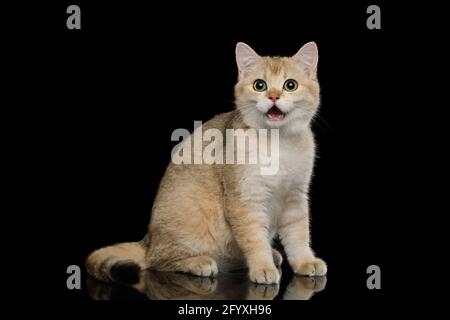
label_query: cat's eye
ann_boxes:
[283,79,298,91]
[253,79,267,92]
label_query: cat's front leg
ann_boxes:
[278,194,327,276]
[225,201,280,284]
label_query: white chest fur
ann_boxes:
[238,130,315,230]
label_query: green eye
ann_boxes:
[253,79,267,92]
[283,79,298,91]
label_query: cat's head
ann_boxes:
[234,42,320,133]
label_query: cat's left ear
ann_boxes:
[293,42,319,78]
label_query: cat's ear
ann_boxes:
[293,42,319,78]
[236,42,260,78]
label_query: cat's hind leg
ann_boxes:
[170,256,219,277]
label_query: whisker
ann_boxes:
[312,113,333,133]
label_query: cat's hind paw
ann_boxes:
[272,248,283,267]
[179,256,219,277]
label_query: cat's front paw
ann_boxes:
[291,258,327,276]
[249,265,280,284]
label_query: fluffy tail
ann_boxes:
[86,241,146,285]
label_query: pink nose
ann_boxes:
[269,94,280,102]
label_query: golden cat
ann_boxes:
[86,42,327,285]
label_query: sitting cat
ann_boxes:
[86,41,327,285]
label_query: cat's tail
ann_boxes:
[86,241,146,285]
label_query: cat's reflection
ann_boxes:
[283,276,327,300]
[87,268,326,300]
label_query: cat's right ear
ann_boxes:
[236,42,260,79]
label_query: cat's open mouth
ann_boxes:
[266,106,286,121]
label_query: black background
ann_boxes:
[15,0,432,311]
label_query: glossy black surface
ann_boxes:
[86,269,326,300]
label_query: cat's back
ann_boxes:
[152,111,237,216]
[202,110,237,132]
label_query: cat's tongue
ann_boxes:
[267,106,285,121]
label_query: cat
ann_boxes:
[86,41,327,285]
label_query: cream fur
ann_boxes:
[86,42,327,285]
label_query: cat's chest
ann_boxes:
[240,134,314,204]
[261,142,311,190]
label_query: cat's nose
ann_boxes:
[269,94,280,103]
